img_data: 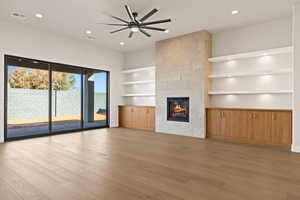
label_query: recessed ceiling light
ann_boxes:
[164,29,169,33]
[35,13,43,18]
[231,10,239,15]
[120,42,125,46]
[85,30,92,35]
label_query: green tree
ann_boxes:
[9,67,76,90]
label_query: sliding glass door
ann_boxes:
[5,55,109,141]
[83,69,108,128]
[51,65,82,133]
[6,57,50,138]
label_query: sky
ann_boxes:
[8,65,107,93]
[73,72,107,93]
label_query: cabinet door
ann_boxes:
[119,106,133,128]
[251,111,272,145]
[237,111,253,140]
[132,107,147,130]
[206,109,220,138]
[271,112,292,146]
[227,110,247,140]
[146,107,155,131]
[219,110,231,138]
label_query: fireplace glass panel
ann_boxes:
[167,97,189,122]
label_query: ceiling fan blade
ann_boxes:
[129,31,134,38]
[99,23,128,26]
[110,27,129,34]
[110,15,129,24]
[140,26,166,31]
[125,5,134,21]
[140,8,158,22]
[140,29,151,37]
[140,19,171,26]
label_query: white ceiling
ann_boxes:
[0,0,296,52]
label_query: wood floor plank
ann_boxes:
[1,128,300,199]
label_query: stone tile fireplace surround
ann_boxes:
[155,31,212,138]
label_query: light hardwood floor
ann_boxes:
[0,128,300,200]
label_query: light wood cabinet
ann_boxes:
[206,108,292,147]
[119,106,155,131]
[119,106,134,128]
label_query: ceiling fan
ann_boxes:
[101,5,171,38]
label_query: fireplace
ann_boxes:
[167,97,189,122]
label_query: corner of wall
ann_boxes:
[292,144,300,153]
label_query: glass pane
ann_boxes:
[7,62,49,139]
[51,66,81,132]
[83,70,108,128]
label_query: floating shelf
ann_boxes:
[122,80,155,85]
[122,66,155,74]
[208,90,293,95]
[208,68,292,79]
[208,47,293,63]
[122,93,156,97]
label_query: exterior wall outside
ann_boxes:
[7,88,106,121]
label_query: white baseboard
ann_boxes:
[291,145,300,153]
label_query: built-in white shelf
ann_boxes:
[122,93,156,97]
[208,46,293,63]
[208,68,292,79]
[122,66,155,74]
[122,80,155,85]
[208,90,293,95]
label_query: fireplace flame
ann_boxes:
[173,104,186,113]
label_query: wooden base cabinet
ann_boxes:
[206,108,292,147]
[119,106,155,131]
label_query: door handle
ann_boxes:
[272,113,276,120]
[253,113,257,119]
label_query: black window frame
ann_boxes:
[4,55,110,141]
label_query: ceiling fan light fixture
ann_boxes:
[102,5,171,38]
[130,27,139,32]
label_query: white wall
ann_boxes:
[0,20,124,142]
[210,18,293,110]
[213,17,292,57]
[122,47,156,106]
[293,3,300,152]
[124,47,155,69]
[211,53,293,109]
